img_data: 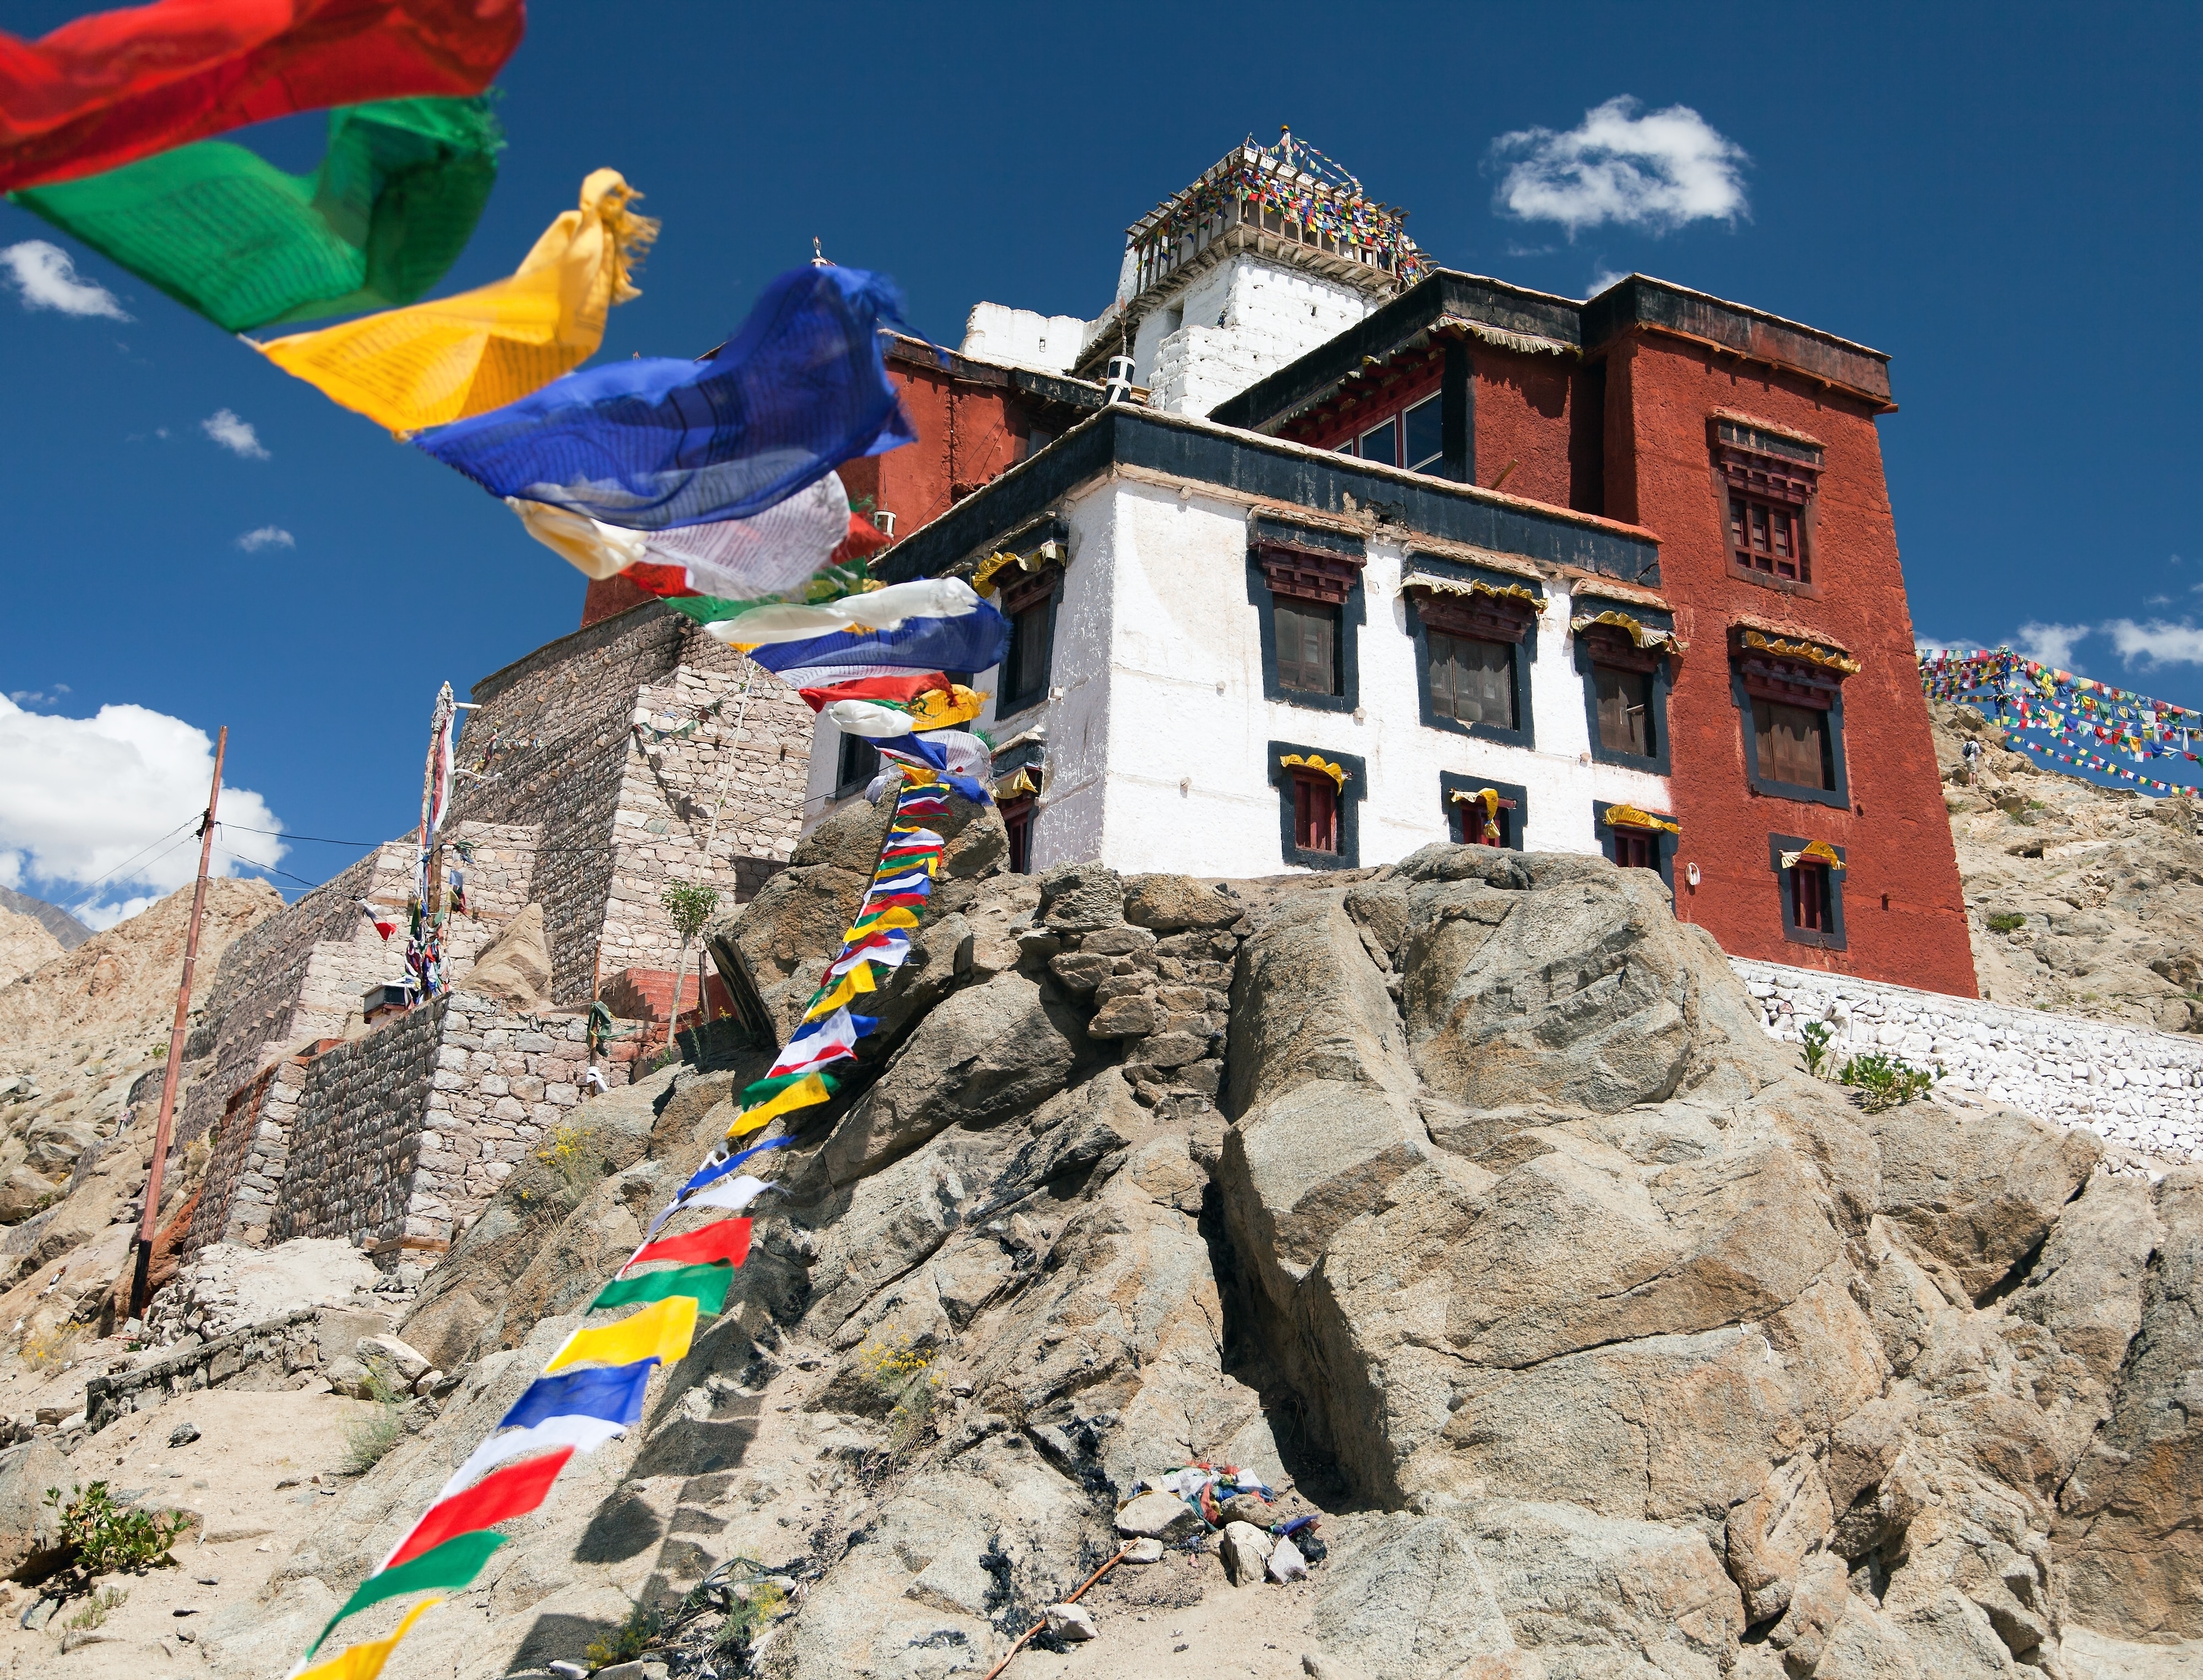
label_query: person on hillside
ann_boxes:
[1962,737,1983,787]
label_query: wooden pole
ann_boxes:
[128,726,226,1322]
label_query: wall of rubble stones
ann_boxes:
[1735,955,2203,1162]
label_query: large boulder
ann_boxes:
[458,901,554,1009]
[0,1437,75,1581]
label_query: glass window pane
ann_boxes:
[1403,396,1443,470]
[1360,418,1398,467]
[1276,600,1339,694]
[1430,632,1512,728]
[1594,666,1652,755]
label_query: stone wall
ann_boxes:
[1735,956,2203,1163]
[268,998,447,1255]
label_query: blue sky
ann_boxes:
[3,0,2198,922]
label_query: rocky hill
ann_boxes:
[0,793,2177,1680]
[0,906,62,987]
[0,887,91,953]
[1931,699,2203,1031]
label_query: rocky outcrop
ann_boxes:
[165,824,2203,1680]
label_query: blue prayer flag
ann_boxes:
[498,1359,655,1432]
[415,265,917,530]
[746,607,1012,689]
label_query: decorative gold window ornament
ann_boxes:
[1279,752,1349,789]
[1399,571,1540,607]
[1600,803,1681,835]
[1569,610,1687,656]
[1736,628,1861,676]
[1779,840,1845,871]
[995,766,1041,800]
[1448,785,1504,842]
[972,539,1066,597]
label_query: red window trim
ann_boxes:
[1407,585,1535,645]
[1290,769,1341,854]
[1256,541,1365,606]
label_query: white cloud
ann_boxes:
[0,697,286,923]
[1586,267,1629,296]
[201,408,269,459]
[236,526,295,552]
[0,240,130,319]
[1491,96,1750,236]
[2102,619,2203,670]
[2015,621,2091,671]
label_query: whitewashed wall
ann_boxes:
[1136,255,1375,416]
[1735,956,2203,1163]
[959,303,1087,375]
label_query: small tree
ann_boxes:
[660,881,721,1050]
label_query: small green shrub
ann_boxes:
[43,1483,187,1580]
[340,1359,407,1475]
[1799,1021,1834,1079]
[712,1580,787,1654]
[535,1121,606,1204]
[860,1336,941,1460]
[63,1586,126,1630]
[660,882,721,945]
[1837,1051,1938,1113]
[1986,912,2027,934]
[585,1600,666,1671]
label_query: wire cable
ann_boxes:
[73,813,203,894]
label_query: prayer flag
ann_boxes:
[498,1361,655,1433]
[673,1172,779,1215]
[544,1293,697,1375]
[731,1069,842,1110]
[256,168,656,434]
[628,1217,755,1272]
[745,607,1011,692]
[509,471,851,598]
[769,1009,874,1076]
[0,0,523,194]
[826,936,911,983]
[315,1535,497,1651]
[803,965,876,1021]
[591,1260,732,1316]
[14,96,502,331]
[414,265,914,529]
[680,1133,795,1195]
[299,1594,446,1677]
[847,906,922,939]
[798,672,949,711]
[436,1416,625,1503]
[383,1448,573,1571]
[731,1069,833,1129]
[706,578,985,650]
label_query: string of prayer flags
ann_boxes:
[297,1594,446,1680]
[12,96,502,331]
[740,600,1012,694]
[414,263,915,529]
[381,1447,574,1571]
[0,0,524,194]
[508,472,856,597]
[1920,646,2203,797]
[255,167,657,435]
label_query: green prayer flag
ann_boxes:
[12,97,502,333]
[739,1070,840,1107]
[590,1260,734,1316]
[311,1531,506,1654]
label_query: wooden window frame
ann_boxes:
[833,729,880,799]
[1404,569,1538,749]
[1769,832,1848,950]
[1269,740,1365,871]
[1733,641,1851,809]
[1000,796,1036,875]
[1712,420,1824,596]
[1594,800,1678,892]
[1575,619,1673,775]
[1249,537,1364,715]
[1439,771,1528,851]
[996,564,1061,719]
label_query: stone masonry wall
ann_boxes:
[268,998,447,1255]
[1735,956,2203,1164]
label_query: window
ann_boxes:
[1359,418,1397,468]
[1731,494,1808,582]
[1770,833,1847,949]
[1595,665,1654,757]
[1753,699,1835,791]
[1596,801,1678,890]
[1251,535,1364,714]
[1614,829,1658,871]
[1403,396,1443,472]
[1272,741,1365,869]
[1276,599,1341,695]
[1441,775,1527,850]
[1428,633,1515,729]
[1001,798,1035,874]
[1714,418,1822,590]
[998,569,1057,714]
[835,730,878,793]
[1292,771,1339,853]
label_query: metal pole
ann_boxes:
[128,726,226,1321]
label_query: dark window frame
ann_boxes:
[1000,796,1036,874]
[1712,419,1824,598]
[1594,800,1678,893]
[1574,613,1673,775]
[996,564,1063,720]
[1248,532,1365,715]
[1269,740,1366,871]
[1439,771,1528,851]
[833,730,880,799]
[1768,832,1848,950]
[1732,651,1851,810]
[1404,564,1538,751]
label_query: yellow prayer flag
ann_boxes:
[728,1070,832,1140]
[544,1292,697,1374]
[295,1597,442,1680]
[803,961,876,1023]
[845,906,921,942]
[256,168,658,435]
[905,685,990,730]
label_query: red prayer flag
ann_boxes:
[830,512,891,563]
[617,561,700,599]
[384,1446,571,1571]
[623,1217,751,1276]
[797,672,947,713]
[1,0,527,193]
